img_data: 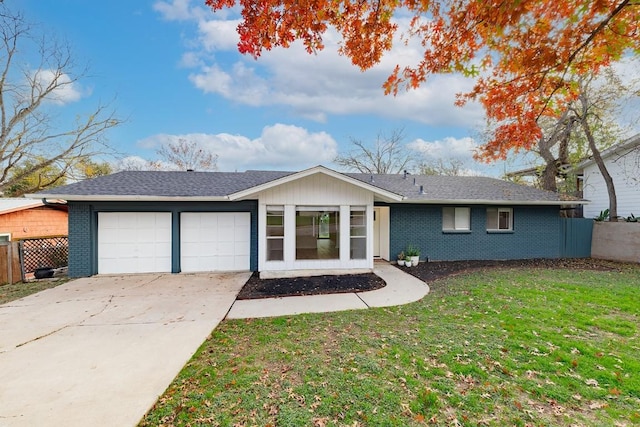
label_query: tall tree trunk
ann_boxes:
[580,118,618,221]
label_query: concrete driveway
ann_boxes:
[0,272,250,427]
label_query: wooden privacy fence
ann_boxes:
[559,218,594,258]
[0,237,69,285]
[0,242,22,285]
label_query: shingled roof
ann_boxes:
[30,166,580,205]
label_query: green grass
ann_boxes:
[140,266,640,426]
[0,278,68,305]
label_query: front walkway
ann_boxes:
[227,261,429,319]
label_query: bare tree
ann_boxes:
[334,128,412,174]
[418,158,467,176]
[155,138,218,171]
[0,5,122,195]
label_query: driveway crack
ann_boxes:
[14,295,115,349]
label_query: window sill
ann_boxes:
[486,230,514,234]
[442,230,472,234]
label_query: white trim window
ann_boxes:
[295,206,340,260]
[266,206,284,261]
[350,207,366,260]
[0,233,10,242]
[486,207,513,231]
[443,207,470,231]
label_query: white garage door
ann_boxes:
[180,212,250,272]
[98,212,172,274]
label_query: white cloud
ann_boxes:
[32,70,85,105]
[153,0,207,21]
[158,2,484,126]
[407,136,503,176]
[138,124,338,171]
[198,19,241,51]
[408,136,480,160]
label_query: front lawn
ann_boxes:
[140,265,640,426]
[0,278,68,305]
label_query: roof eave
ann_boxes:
[25,194,231,202]
[397,198,588,206]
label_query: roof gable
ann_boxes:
[229,165,403,202]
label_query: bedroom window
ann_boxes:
[296,207,340,260]
[266,206,284,261]
[350,207,366,259]
[486,207,513,231]
[443,207,470,231]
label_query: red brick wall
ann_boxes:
[0,207,68,240]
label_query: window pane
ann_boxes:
[350,209,366,259]
[296,209,340,260]
[455,207,470,230]
[486,208,498,229]
[443,207,455,230]
[350,237,366,259]
[266,238,283,261]
[499,210,511,230]
[266,208,284,237]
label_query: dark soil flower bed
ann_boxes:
[237,272,386,300]
[237,258,631,300]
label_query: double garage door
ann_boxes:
[98,212,250,274]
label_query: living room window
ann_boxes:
[350,207,366,260]
[486,207,513,231]
[266,206,284,261]
[295,207,340,260]
[443,207,470,231]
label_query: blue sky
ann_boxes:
[17,0,510,175]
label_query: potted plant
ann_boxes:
[397,251,405,266]
[406,245,420,266]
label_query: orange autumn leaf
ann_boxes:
[205,0,640,160]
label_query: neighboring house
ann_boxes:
[576,133,640,219]
[30,165,582,278]
[0,198,68,242]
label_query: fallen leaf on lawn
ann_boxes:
[585,379,599,387]
[313,417,328,427]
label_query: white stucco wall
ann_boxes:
[582,146,640,219]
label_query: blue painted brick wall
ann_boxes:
[388,204,561,261]
[68,203,93,277]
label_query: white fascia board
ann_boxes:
[229,165,404,201]
[0,201,44,215]
[576,133,640,169]
[398,199,589,206]
[25,194,231,202]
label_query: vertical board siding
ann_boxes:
[388,204,561,261]
[559,218,593,258]
[259,173,372,205]
[582,146,640,219]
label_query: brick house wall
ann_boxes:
[0,206,68,240]
[387,204,561,261]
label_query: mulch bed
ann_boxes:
[237,272,386,300]
[237,258,634,300]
